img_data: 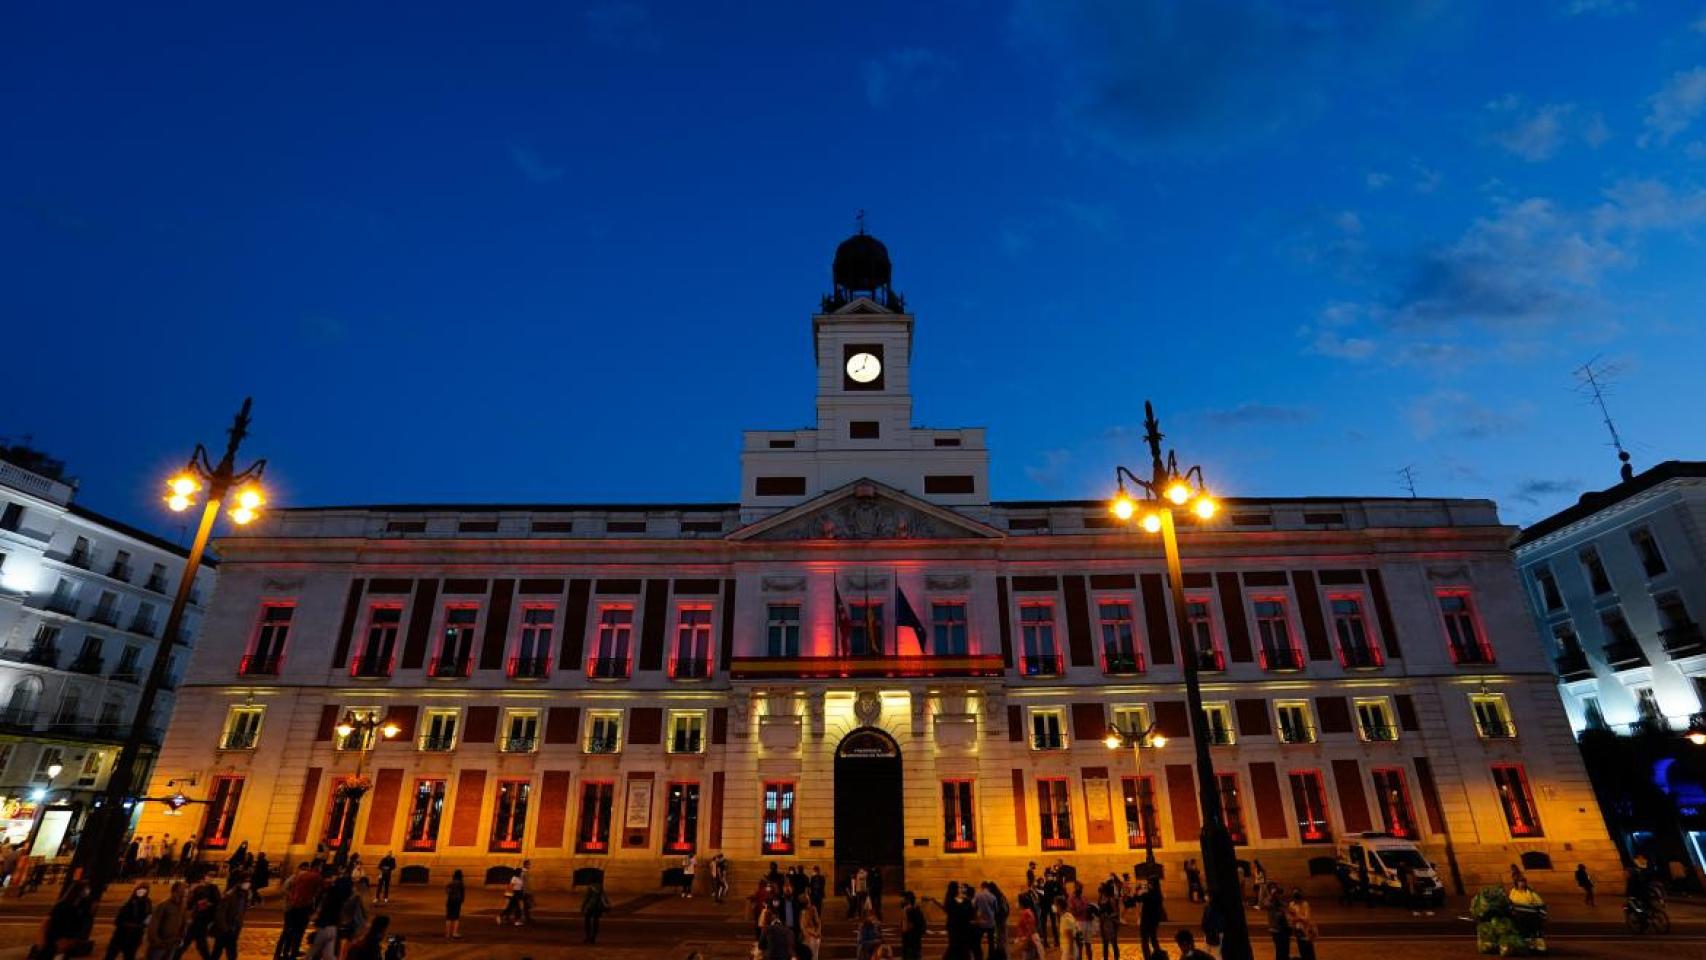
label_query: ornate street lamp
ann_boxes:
[1108,401,1251,960]
[330,711,401,870]
[1103,721,1167,866]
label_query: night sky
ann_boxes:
[7,2,1704,540]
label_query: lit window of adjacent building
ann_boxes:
[1098,601,1143,675]
[1203,703,1235,746]
[33,747,63,781]
[201,775,245,850]
[1253,599,1302,671]
[501,710,540,753]
[1186,598,1225,670]
[1030,708,1067,751]
[1120,776,1159,850]
[942,779,976,852]
[1275,701,1314,744]
[762,782,796,854]
[77,749,105,787]
[353,605,401,678]
[1634,686,1664,725]
[576,782,616,853]
[510,605,553,679]
[1019,602,1060,676]
[1355,698,1397,742]
[1532,567,1564,612]
[586,711,622,754]
[672,604,713,679]
[1580,547,1613,595]
[490,779,530,852]
[766,604,801,658]
[589,606,633,678]
[1037,777,1074,850]
[1601,610,1644,665]
[404,778,446,851]
[664,782,700,853]
[1371,768,1417,838]
[242,604,292,675]
[1580,695,1608,730]
[220,706,264,751]
[1470,694,1515,739]
[1630,527,1668,578]
[1657,593,1698,652]
[931,602,968,656]
[1216,773,1248,845]
[420,709,459,751]
[1289,770,1332,843]
[848,601,884,656]
[1492,764,1542,837]
[1437,591,1494,664]
[667,711,706,754]
[1329,595,1383,669]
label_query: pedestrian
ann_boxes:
[147,882,187,960]
[801,896,823,960]
[581,880,609,944]
[1252,861,1268,910]
[125,837,141,879]
[1185,860,1205,905]
[1058,896,1085,960]
[104,884,152,960]
[444,869,464,940]
[899,891,926,960]
[1265,884,1291,960]
[1013,899,1043,960]
[972,882,997,958]
[856,909,883,960]
[1138,877,1165,960]
[677,853,695,898]
[304,919,338,960]
[1174,929,1214,960]
[159,835,176,878]
[809,865,825,911]
[517,860,534,924]
[341,915,388,960]
[499,868,524,926]
[1096,888,1121,960]
[1285,889,1316,960]
[1332,861,1354,907]
[276,863,321,960]
[761,911,795,960]
[867,866,885,920]
[337,886,368,950]
[39,881,96,960]
[375,853,395,906]
[208,880,249,960]
[183,875,222,960]
[314,876,350,942]
[1575,863,1594,906]
[251,854,271,905]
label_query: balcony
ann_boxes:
[585,736,620,754]
[1195,648,1226,672]
[349,653,394,679]
[108,562,132,583]
[420,734,455,752]
[1476,718,1517,739]
[669,733,703,754]
[45,596,79,617]
[68,655,104,676]
[1102,652,1144,676]
[671,658,711,680]
[1,643,61,669]
[1662,623,1706,658]
[1258,645,1305,672]
[1603,638,1648,671]
[111,669,140,685]
[220,731,258,750]
[1340,646,1384,670]
[507,656,551,680]
[428,655,470,679]
[587,656,632,681]
[1021,654,1062,678]
[88,605,120,628]
[0,708,37,730]
[728,653,1005,681]
[1448,642,1496,666]
[1206,726,1235,746]
[500,736,537,753]
[238,653,283,677]
[126,616,157,638]
[1277,724,1316,745]
[145,575,168,593]
[1360,722,1398,742]
[1031,732,1067,751]
[66,549,91,570]
[1555,647,1591,681]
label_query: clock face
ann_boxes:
[845,351,882,384]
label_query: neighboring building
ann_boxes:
[1514,460,1706,876]
[138,232,1616,894]
[0,444,213,856]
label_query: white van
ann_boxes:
[1336,832,1447,906]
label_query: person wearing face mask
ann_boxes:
[105,885,153,960]
[145,883,187,960]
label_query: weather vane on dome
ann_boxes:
[855,209,866,234]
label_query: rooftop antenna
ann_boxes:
[1574,356,1633,482]
[1397,465,1418,499]
[855,209,866,235]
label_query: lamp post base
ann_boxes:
[1200,822,1253,960]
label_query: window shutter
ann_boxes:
[315,705,340,742]
[629,707,662,744]
[1234,698,1272,738]
[712,707,729,745]
[545,707,580,745]
[1153,701,1190,740]
[1007,704,1024,742]
[463,706,499,743]
[1395,694,1419,732]
[1315,696,1352,734]
[384,705,417,742]
[1071,703,1106,742]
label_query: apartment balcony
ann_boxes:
[1604,638,1649,671]
[1020,654,1062,678]
[0,643,61,669]
[1195,648,1226,672]
[507,656,551,680]
[1031,732,1066,751]
[126,616,157,638]
[1102,652,1144,677]
[238,653,283,677]
[88,606,120,628]
[669,734,703,754]
[585,736,620,755]
[1448,642,1496,666]
[586,656,632,681]
[420,735,455,752]
[1258,645,1305,672]
[499,736,537,753]
[1340,646,1384,670]
[219,730,258,750]
[1477,718,1517,739]
[728,653,1006,681]
[349,654,394,679]
[428,655,470,679]
[111,668,140,685]
[1277,725,1316,745]
[1360,722,1399,742]
[1662,623,1706,658]
[144,575,168,593]
[0,708,37,730]
[45,596,79,617]
[1206,726,1235,746]
[66,549,92,570]
[67,655,104,676]
[1555,647,1592,681]
[108,562,132,583]
[670,658,710,681]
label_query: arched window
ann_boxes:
[5,677,43,718]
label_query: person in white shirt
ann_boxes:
[681,854,697,898]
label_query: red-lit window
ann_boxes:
[1438,590,1494,664]
[435,604,479,677]
[490,779,530,852]
[589,606,633,678]
[200,775,244,850]
[404,778,446,851]
[509,604,552,679]
[942,780,976,852]
[1186,597,1225,670]
[1288,770,1332,843]
[242,604,292,675]
[1372,767,1418,838]
[1492,764,1543,837]
[1254,598,1302,671]
[1037,777,1074,850]
[1329,595,1384,669]
[762,782,795,855]
[576,781,615,853]
[1019,602,1060,676]
[323,778,358,849]
[1099,601,1144,675]
[353,605,400,677]
[664,782,700,853]
[672,604,713,679]
[1217,773,1248,845]
[1120,776,1160,850]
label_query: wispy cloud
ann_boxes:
[1484,96,1604,161]
[860,48,954,109]
[585,1,659,50]
[1406,390,1530,440]
[1365,171,1393,191]
[1510,477,1580,505]
[1199,403,1317,427]
[1051,198,1120,236]
[508,144,563,184]
[1562,0,1633,14]
[1640,67,1706,147]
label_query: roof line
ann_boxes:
[1516,460,1706,547]
[66,503,209,564]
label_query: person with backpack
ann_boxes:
[899,891,926,960]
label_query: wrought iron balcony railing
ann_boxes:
[1277,724,1316,744]
[1662,623,1705,657]
[1031,732,1067,750]
[428,654,470,679]
[586,656,631,680]
[238,653,283,677]
[419,734,456,752]
[1603,638,1648,671]
[1360,721,1398,742]
[1258,645,1305,672]
[671,658,710,680]
[585,736,620,754]
[500,736,537,753]
[1476,718,1517,739]
[1021,654,1062,678]
[1196,648,1226,672]
[1555,647,1591,680]
[1102,652,1144,676]
[507,656,550,680]
[1339,645,1384,670]
[220,730,258,750]
[349,653,394,679]
[727,653,1004,680]
[68,655,104,676]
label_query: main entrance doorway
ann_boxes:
[834,727,904,895]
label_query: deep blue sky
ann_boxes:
[7,1,1705,538]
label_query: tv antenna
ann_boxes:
[1397,465,1418,498]
[1574,356,1633,482]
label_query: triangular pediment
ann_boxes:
[730,479,1004,542]
[832,297,892,315]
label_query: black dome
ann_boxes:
[833,232,892,293]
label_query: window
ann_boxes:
[420,709,459,751]
[201,775,244,850]
[1471,694,1515,739]
[1601,610,1644,665]
[1372,768,1417,838]
[1037,777,1074,849]
[1216,773,1247,845]
[1111,705,1151,740]
[848,601,884,656]
[755,476,807,496]
[762,781,796,854]
[501,710,540,753]
[1275,702,1314,744]
[1254,599,1301,670]
[766,604,801,658]
[430,605,476,677]
[589,606,633,678]
[1580,695,1608,730]
[1098,601,1143,674]
[322,781,354,848]
[931,602,968,656]
[1187,598,1224,669]
[586,711,622,754]
[924,475,976,495]
[490,779,530,851]
[849,421,880,439]
[220,706,264,750]
[1329,595,1383,668]
[576,782,616,853]
[1438,591,1493,664]
[1356,699,1397,742]
[1030,708,1067,750]
[1204,703,1235,745]
[942,780,976,852]
[1121,776,1159,850]
[672,604,713,679]
[1289,770,1332,843]
[1658,593,1697,652]
[1494,767,1549,835]
[109,549,132,581]
[69,536,92,568]
[1580,548,1613,595]
[145,562,167,591]
[244,604,293,675]
[664,782,701,853]
[89,589,119,625]
[1634,686,1663,724]
[1533,568,1564,612]
[510,606,554,679]
[336,708,382,751]
[1631,528,1668,578]
[668,711,706,754]
[114,646,140,680]
[404,779,446,850]
[34,747,63,780]
[0,503,21,532]
[353,605,401,677]
[1019,602,1060,676]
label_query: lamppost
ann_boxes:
[65,399,267,897]
[1108,400,1252,960]
[1103,721,1167,866]
[330,710,400,871]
